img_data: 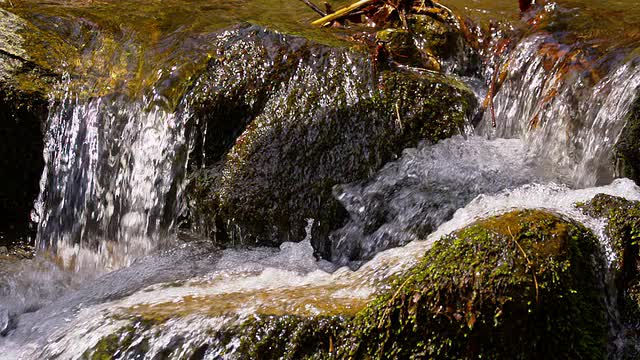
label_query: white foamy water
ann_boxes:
[330,135,549,265]
[4,178,639,359]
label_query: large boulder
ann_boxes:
[184,25,476,256]
[340,210,607,359]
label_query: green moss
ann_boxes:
[376,29,428,69]
[82,324,143,360]
[579,194,640,326]
[229,315,345,360]
[338,210,607,359]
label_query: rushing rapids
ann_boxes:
[1,0,640,359]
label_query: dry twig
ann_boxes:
[311,0,377,26]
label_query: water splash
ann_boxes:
[32,81,191,271]
[329,135,552,266]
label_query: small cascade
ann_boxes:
[329,135,551,266]
[32,83,192,271]
[2,1,640,358]
[477,29,640,187]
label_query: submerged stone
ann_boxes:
[184,25,476,255]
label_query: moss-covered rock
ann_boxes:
[0,9,60,94]
[227,315,345,360]
[408,12,477,75]
[578,194,640,354]
[183,25,476,255]
[341,209,607,359]
[83,314,345,360]
[82,322,151,360]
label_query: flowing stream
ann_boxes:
[1,0,640,359]
[32,82,192,272]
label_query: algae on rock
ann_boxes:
[341,210,607,359]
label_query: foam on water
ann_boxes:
[329,135,551,266]
[4,177,640,359]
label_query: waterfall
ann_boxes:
[31,82,192,271]
[477,33,640,187]
[2,1,640,357]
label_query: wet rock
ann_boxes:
[0,10,55,241]
[84,314,346,360]
[184,25,476,255]
[578,194,640,358]
[616,96,640,184]
[374,11,480,75]
[0,246,7,255]
[408,12,478,75]
[0,9,60,93]
[341,210,607,359]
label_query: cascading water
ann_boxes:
[476,27,640,186]
[2,1,640,359]
[329,135,552,266]
[6,177,640,359]
[32,79,192,271]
